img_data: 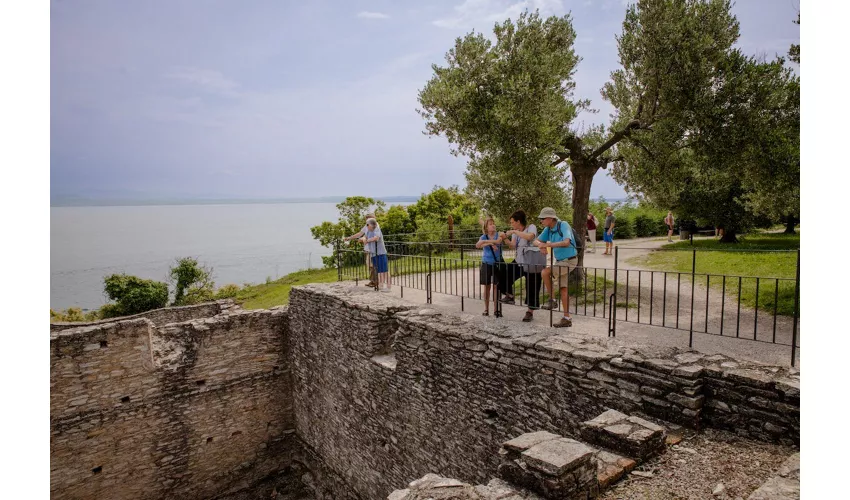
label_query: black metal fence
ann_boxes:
[335,240,800,366]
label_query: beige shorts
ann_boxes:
[546,259,574,289]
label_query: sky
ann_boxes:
[50,0,800,201]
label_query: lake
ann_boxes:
[50,203,350,310]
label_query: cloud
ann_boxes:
[357,11,390,19]
[433,0,564,29]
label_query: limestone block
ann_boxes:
[579,409,666,460]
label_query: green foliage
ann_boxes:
[587,197,669,239]
[169,257,215,306]
[50,307,100,323]
[417,11,583,220]
[102,273,168,317]
[377,205,415,238]
[214,284,241,299]
[406,186,480,231]
[310,196,385,267]
[607,1,799,240]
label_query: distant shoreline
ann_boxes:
[51,196,633,208]
[50,196,422,208]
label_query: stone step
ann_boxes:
[579,409,667,461]
[498,431,600,499]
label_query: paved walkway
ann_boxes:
[344,235,801,367]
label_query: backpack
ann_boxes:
[553,220,583,254]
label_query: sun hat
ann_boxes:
[537,207,558,219]
[366,218,377,226]
[605,207,613,213]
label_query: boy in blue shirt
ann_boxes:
[534,207,577,327]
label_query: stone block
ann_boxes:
[580,409,666,460]
[499,432,598,499]
[503,431,561,454]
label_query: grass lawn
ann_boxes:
[235,267,340,309]
[627,232,800,316]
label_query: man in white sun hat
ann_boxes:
[534,207,578,328]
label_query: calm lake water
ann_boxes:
[50,203,347,310]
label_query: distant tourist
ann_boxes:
[715,226,725,239]
[343,213,379,287]
[498,210,546,322]
[603,207,616,255]
[534,207,577,328]
[363,218,391,292]
[586,212,599,253]
[664,211,675,242]
[476,216,504,316]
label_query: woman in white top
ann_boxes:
[499,210,545,322]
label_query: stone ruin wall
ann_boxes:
[50,284,800,499]
[288,284,799,500]
[50,299,237,333]
[50,304,295,499]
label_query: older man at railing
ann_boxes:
[534,207,578,328]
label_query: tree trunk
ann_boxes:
[719,230,738,243]
[784,214,797,234]
[570,165,596,271]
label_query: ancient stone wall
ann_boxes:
[50,306,294,500]
[50,299,237,332]
[288,284,799,500]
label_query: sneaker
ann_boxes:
[540,299,559,310]
[553,316,573,328]
[522,311,534,322]
[500,295,515,304]
[379,286,390,293]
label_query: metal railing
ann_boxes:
[335,240,801,366]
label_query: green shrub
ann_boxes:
[103,274,169,317]
[613,215,635,239]
[169,257,215,306]
[50,307,100,322]
[214,284,241,299]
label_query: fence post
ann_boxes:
[336,240,342,282]
[549,247,554,327]
[460,244,465,312]
[610,246,618,337]
[689,248,696,348]
[427,243,433,304]
[791,249,800,367]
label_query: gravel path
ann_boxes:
[599,428,797,499]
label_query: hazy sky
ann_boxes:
[50,0,800,200]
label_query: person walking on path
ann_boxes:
[664,211,675,242]
[344,213,380,287]
[586,212,599,253]
[363,218,391,292]
[476,216,504,316]
[534,207,577,328]
[603,207,616,255]
[498,210,545,322]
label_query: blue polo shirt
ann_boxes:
[538,220,577,261]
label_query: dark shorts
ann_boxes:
[371,254,388,273]
[603,231,614,243]
[480,262,497,285]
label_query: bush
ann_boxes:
[214,284,241,299]
[50,307,100,323]
[169,257,215,306]
[102,274,169,317]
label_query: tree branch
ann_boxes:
[588,119,641,161]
